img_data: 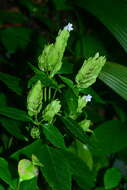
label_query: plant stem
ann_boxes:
[16,180,21,190]
[48,87,51,101]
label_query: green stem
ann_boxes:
[16,180,21,190]
[44,87,47,102]
[48,87,51,101]
[52,89,57,99]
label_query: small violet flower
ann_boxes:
[83,94,92,102]
[64,23,73,32]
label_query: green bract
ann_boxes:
[38,28,70,77]
[75,53,106,88]
[43,99,61,123]
[79,119,91,132]
[77,96,87,113]
[27,80,43,117]
[18,159,39,182]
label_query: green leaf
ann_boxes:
[43,124,66,149]
[76,0,127,52]
[58,59,73,74]
[39,145,71,190]
[0,157,16,189]
[64,150,94,190]
[0,93,7,107]
[52,0,72,10]
[19,178,39,190]
[28,64,59,89]
[0,11,28,24]
[75,35,107,59]
[64,88,78,117]
[59,76,74,88]
[104,168,122,189]
[69,140,93,170]
[0,117,26,140]
[61,116,89,145]
[0,72,22,95]
[0,184,5,190]
[90,120,127,155]
[0,107,31,122]
[18,159,38,182]
[99,62,127,101]
[0,27,32,52]
[11,140,42,160]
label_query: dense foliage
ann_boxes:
[1,0,127,190]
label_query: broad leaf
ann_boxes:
[1,27,32,52]
[64,150,94,190]
[0,72,22,95]
[90,120,127,155]
[76,0,127,52]
[0,157,16,189]
[0,117,26,140]
[19,178,39,190]
[99,62,127,101]
[61,116,89,145]
[39,145,71,190]
[42,124,66,149]
[104,168,122,189]
[0,107,31,122]
[11,140,42,160]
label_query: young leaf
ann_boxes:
[42,124,66,149]
[104,168,122,189]
[18,159,38,182]
[75,53,106,88]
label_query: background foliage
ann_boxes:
[1,0,127,190]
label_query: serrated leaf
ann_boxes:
[104,168,122,189]
[99,62,127,101]
[39,145,71,190]
[63,150,94,190]
[43,124,66,149]
[0,107,31,122]
[61,116,89,145]
[0,72,22,95]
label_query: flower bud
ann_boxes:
[43,99,61,123]
[79,119,91,132]
[30,127,40,139]
[18,159,39,182]
[76,52,106,88]
[27,80,42,117]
